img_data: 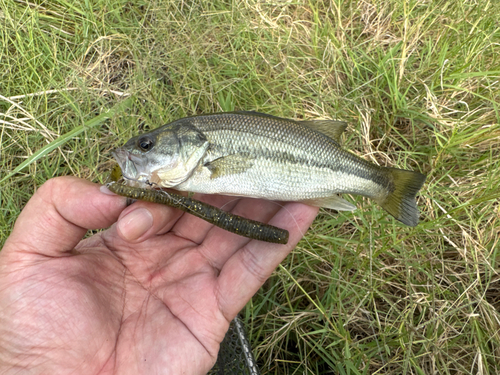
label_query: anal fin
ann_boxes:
[300,195,356,211]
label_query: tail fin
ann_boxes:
[377,168,426,227]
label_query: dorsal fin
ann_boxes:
[232,111,348,142]
[232,111,283,120]
[299,120,348,142]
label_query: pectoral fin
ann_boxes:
[301,195,356,211]
[205,154,254,179]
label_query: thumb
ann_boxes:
[2,177,127,257]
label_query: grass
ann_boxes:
[1,0,499,373]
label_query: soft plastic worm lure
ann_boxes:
[106,182,289,244]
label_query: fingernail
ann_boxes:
[117,208,154,241]
[100,185,116,195]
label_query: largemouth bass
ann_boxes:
[113,112,426,226]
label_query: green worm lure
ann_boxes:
[106,181,289,244]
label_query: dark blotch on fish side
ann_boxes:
[106,182,289,244]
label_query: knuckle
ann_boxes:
[240,247,269,284]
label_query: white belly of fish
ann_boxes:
[175,158,386,209]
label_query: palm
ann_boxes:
[0,177,318,375]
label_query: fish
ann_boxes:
[113,111,426,226]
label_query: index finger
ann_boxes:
[2,177,127,258]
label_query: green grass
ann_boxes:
[1,0,500,373]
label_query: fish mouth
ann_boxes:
[112,148,149,185]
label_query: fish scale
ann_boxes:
[180,115,382,201]
[113,112,426,226]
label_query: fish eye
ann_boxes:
[138,137,154,152]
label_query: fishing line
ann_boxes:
[218,198,243,212]
[256,200,311,246]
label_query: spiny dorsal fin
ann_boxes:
[299,120,348,143]
[232,111,283,120]
[233,111,348,142]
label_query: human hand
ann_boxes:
[0,176,318,375]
